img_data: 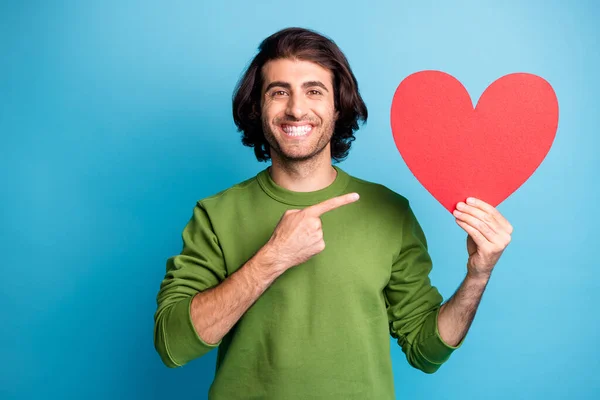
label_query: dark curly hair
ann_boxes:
[232,27,368,163]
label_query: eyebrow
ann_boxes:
[264,80,330,93]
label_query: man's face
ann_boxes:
[260,58,338,162]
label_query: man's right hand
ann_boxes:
[260,192,360,273]
[179,192,360,351]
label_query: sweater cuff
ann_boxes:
[418,307,463,364]
[167,296,221,366]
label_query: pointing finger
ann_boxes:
[304,193,360,217]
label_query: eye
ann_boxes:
[271,90,288,97]
[308,90,323,95]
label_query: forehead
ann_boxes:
[261,58,334,89]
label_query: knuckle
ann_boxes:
[476,221,487,232]
[312,219,322,230]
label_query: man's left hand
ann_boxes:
[453,197,513,281]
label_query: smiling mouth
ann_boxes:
[280,124,313,138]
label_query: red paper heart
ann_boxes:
[390,71,559,213]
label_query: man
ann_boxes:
[154,27,513,399]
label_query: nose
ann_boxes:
[285,92,307,120]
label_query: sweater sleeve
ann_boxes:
[384,199,463,374]
[154,202,227,368]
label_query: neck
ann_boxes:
[268,152,337,192]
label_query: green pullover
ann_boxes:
[154,165,461,399]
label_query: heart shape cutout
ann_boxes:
[390,71,559,213]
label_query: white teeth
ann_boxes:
[282,125,312,136]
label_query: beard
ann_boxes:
[261,115,336,163]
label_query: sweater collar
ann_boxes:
[256,165,351,207]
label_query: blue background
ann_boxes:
[2,1,598,399]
